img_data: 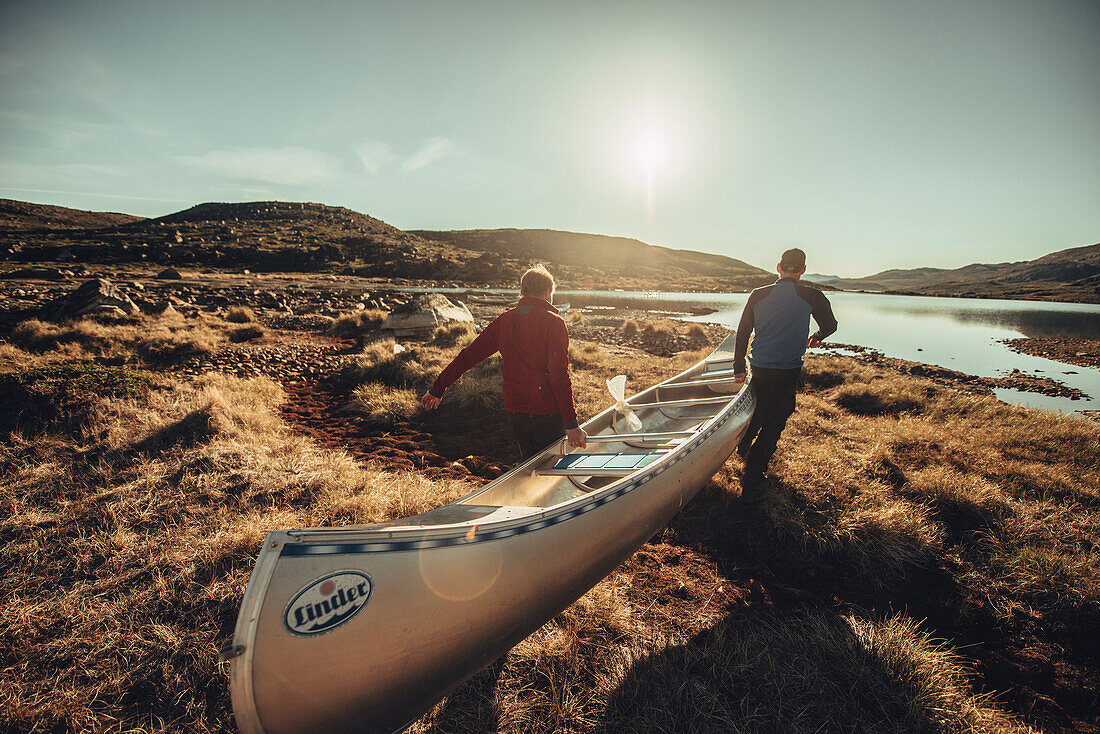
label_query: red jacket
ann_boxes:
[429,297,579,428]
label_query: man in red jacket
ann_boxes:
[420,265,588,456]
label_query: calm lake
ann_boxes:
[552,290,1100,417]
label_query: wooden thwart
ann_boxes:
[660,372,744,389]
[582,431,695,443]
[626,396,732,410]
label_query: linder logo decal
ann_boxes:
[284,570,372,636]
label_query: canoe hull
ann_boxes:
[230,356,754,734]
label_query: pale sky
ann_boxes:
[1,0,1097,277]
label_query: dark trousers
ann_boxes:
[510,412,565,457]
[738,366,801,487]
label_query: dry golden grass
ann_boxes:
[441,357,505,411]
[224,305,255,323]
[1,335,1094,733]
[766,356,1100,632]
[0,372,472,733]
[430,321,477,347]
[345,382,420,425]
[597,612,1032,734]
[330,308,388,336]
[9,312,228,365]
[640,321,674,340]
[338,338,443,390]
[684,322,708,342]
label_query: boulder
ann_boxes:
[156,267,182,279]
[47,279,140,320]
[380,293,473,335]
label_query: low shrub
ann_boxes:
[836,382,927,416]
[685,323,708,343]
[229,325,265,343]
[802,360,847,389]
[345,383,420,425]
[568,341,608,370]
[621,320,639,337]
[431,321,477,347]
[331,309,388,337]
[641,322,673,340]
[604,611,1021,733]
[139,323,222,362]
[11,318,111,353]
[225,306,256,323]
[340,340,436,389]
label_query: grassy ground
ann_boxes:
[1,315,1098,733]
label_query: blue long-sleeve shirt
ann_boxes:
[733,278,837,373]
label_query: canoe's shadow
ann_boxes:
[425,607,959,733]
[598,607,959,733]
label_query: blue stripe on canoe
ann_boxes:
[280,397,746,557]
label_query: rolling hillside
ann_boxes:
[413,228,773,291]
[833,243,1100,303]
[0,198,143,231]
[0,200,773,291]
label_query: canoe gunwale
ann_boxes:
[280,371,751,549]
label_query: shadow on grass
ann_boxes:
[600,608,980,734]
[668,478,965,630]
[133,406,216,454]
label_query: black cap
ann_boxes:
[780,248,806,270]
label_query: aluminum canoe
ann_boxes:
[227,335,755,734]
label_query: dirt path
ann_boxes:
[279,380,508,482]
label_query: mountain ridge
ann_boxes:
[1,198,1094,300]
[412,228,772,291]
[831,243,1100,303]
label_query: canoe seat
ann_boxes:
[536,452,663,477]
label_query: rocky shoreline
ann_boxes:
[821,342,1091,402]
[1,273,1095,419]
[1001,336,1100,370]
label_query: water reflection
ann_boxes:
[557,290,1100,341]
[553,290,1100,416]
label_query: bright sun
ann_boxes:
[632,130,667,177]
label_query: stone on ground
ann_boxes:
[47,278,141,320]
[380,293,472,335]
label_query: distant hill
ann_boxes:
[0,199,143,231]
[412,228,773,291]
[0,199,469,276]
[832,243,1100,303]
[803,273,841,284]
[0,199,770,290]
[150,201,405,238]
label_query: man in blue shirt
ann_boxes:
[732,248,837,503]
